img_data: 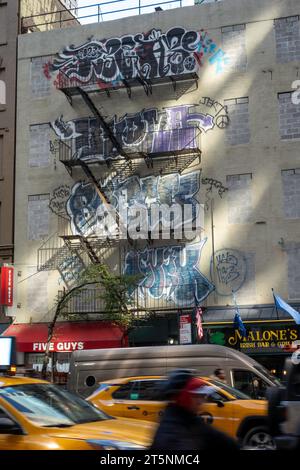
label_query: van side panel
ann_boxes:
[68,344,274,396]
[73,356,168,397]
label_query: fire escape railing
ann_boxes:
[21,1,190,32]
[57,284,197,316]
[58,127,201,171]
[54,63,198,101]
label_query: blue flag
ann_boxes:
[234,312,247,338]
[232,292,247,338]
[273,293,300,325]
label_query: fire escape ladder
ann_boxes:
[159,151,201,176]
[79,160,110,205]
[63,235,100,264]
[76,87,128,159]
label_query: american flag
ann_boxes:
[195,306,204,341]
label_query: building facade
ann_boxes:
[6,0,300,376]
[0,0,78,331]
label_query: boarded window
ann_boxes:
[31,56,51,98]
[226,173,253,224]
[29,124,51,167]
[274,16,300,63]
[287,246,300,300]
[222,24,247,72]
[0,4,7,45]
[278,92,300,140]
[281,169,300,218]
[27,194,50,240]
[225,97,250,145]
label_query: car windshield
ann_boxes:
[0,384,111,427]
[209,379,251,400]
[253,365,281,386]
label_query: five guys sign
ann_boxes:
[0,266,14,306]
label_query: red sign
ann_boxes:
[179,314,192,344]
[0,266,14,306]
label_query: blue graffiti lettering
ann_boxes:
[124,239,214,307]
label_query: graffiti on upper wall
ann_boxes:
[66,171,201,236]
[44,27,228,89]
[49,185,71,217]
[210,249,247,296]
[51,100,229,162]
[124,238,214,307]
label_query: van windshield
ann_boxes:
[209,379,251,400]
[253,365,281,386]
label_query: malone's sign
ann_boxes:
[207,325,300,354]
[228,326,299,352]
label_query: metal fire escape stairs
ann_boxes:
[40,73,202,273]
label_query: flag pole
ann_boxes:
[272,288,279,320]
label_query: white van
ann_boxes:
[68,344,280,398]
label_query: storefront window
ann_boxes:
[25,352,71,385]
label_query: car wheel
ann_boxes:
[242,426,276,450]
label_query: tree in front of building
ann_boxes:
[41,264,140,380]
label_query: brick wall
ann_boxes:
[27,268,49,318]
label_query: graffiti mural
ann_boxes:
[51,100,229,163]
[44,27,228,90]
[66,171,201,236]
[210,249,247,296]
[57,253,86,288]
[124,238,214,307]
[49,185,71,217]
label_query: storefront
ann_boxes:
[128,304,300,378]
[2,321,127,384]
[202,304,300,379]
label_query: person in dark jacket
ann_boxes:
[151,369,239,451]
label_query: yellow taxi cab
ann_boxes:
[87,375,274,449]
[0,375,155,450]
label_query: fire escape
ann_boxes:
[38,54,202,308]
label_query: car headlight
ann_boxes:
[87,439,146,450]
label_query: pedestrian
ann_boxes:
[151,369,239,451]
[211,368,227,383]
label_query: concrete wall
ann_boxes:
[21,0,79,33]
[13,0,300,322]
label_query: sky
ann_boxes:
[76,0,196,24]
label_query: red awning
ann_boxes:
[2,321,126,352]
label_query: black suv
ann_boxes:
[268,357,300,450]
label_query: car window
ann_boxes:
[209,379,250,400]
[112,382,133,400]
[0,384,110,427]
[233,370,267,399]
[132,380,166,401]
[206,390,227,403]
